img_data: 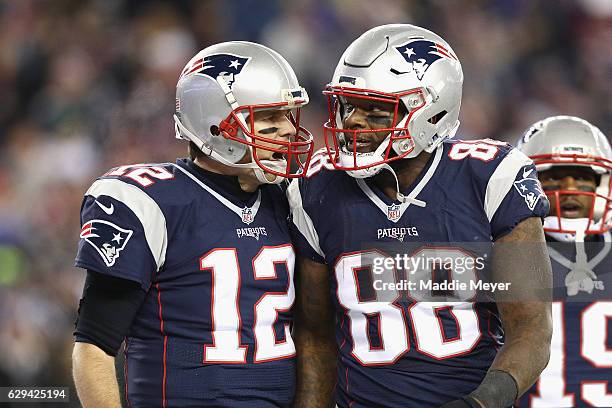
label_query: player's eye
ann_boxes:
[259,127,279,135]
[542,183,561,191]
[575,176,596,184]
[577,185,596,192]
[366,114,393,126]
[343,103,356,116]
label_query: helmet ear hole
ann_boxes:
[210,125,220,136]
[428,110,447,125]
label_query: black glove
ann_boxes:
[439,396,482,408]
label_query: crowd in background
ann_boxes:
[0,0,610,405]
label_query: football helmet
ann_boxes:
[517,115,612,239]
[174,41,314,183]
[323,24,463,178]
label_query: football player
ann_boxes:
[289,24,553,407]
[72,41,314,407]
[516,116,612,407]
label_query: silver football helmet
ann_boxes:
[174,41,314,183]
[323,24,463,178]
[517,115,612,238]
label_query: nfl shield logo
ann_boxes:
[387,204,401,222]
[241,207,254,225]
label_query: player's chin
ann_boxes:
[560,211,591,219]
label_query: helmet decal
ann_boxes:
[395,40,457,80]
[180,53,250,88]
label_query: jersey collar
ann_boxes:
[173,161,262,225]
[356,144,443,223]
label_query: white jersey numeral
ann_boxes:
[335,248,481,365]
[335,250,408,365]
[581,301,612,407]
[253,245,296,362]
[200,245,296,363]
[531,301,612,407]
[531,302,575,407]
[448,141,501,162]
[106,164,174,187]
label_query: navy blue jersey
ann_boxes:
[517,233,612,408]
[288,140,549,408]
[75,158,296,408]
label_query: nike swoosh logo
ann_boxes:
[96,200,114,215]
[523,168,534,179]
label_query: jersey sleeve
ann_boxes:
[484,148,550,240]
[286,179,326,264]
[75,178,168,290]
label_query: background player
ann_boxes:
[517,116,612,407]
[72,41,313,407]
[290,24,552,408]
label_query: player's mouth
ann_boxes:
[271,152,285,161]
[345,137,375,153]
[560,200,585,218]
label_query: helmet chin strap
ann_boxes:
[543,217,600,242]
[341,116,425,178]
[174,115,285,185]
[566,227,598,296]
[543,217,599,295]
[253,165,285,184]
[379,163,426,207]
[339,133,426,206]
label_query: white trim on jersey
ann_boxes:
[172,163,262,223]
[484,148,533,222]
[287,179,325,258]
[356,144,443,223]
[86,179,168,271]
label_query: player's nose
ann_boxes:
[276,115,296,140]
[344,108,369,130]
[560,176,578,190]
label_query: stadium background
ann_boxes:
[0,0,610,406]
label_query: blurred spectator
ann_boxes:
[0,1,609,406]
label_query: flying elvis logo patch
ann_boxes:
[80,220,133,267]
[513,168,546,211]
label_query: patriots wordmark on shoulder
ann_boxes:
[513,172,546,211]
[180,53,250,88]
[80,220,133,267]
[395,39,457,80]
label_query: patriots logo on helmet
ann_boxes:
[395,40,457,80]
[80,220,133,267]
[520,122,544,146]
[180,53,250,89]
[513,174,546,211]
